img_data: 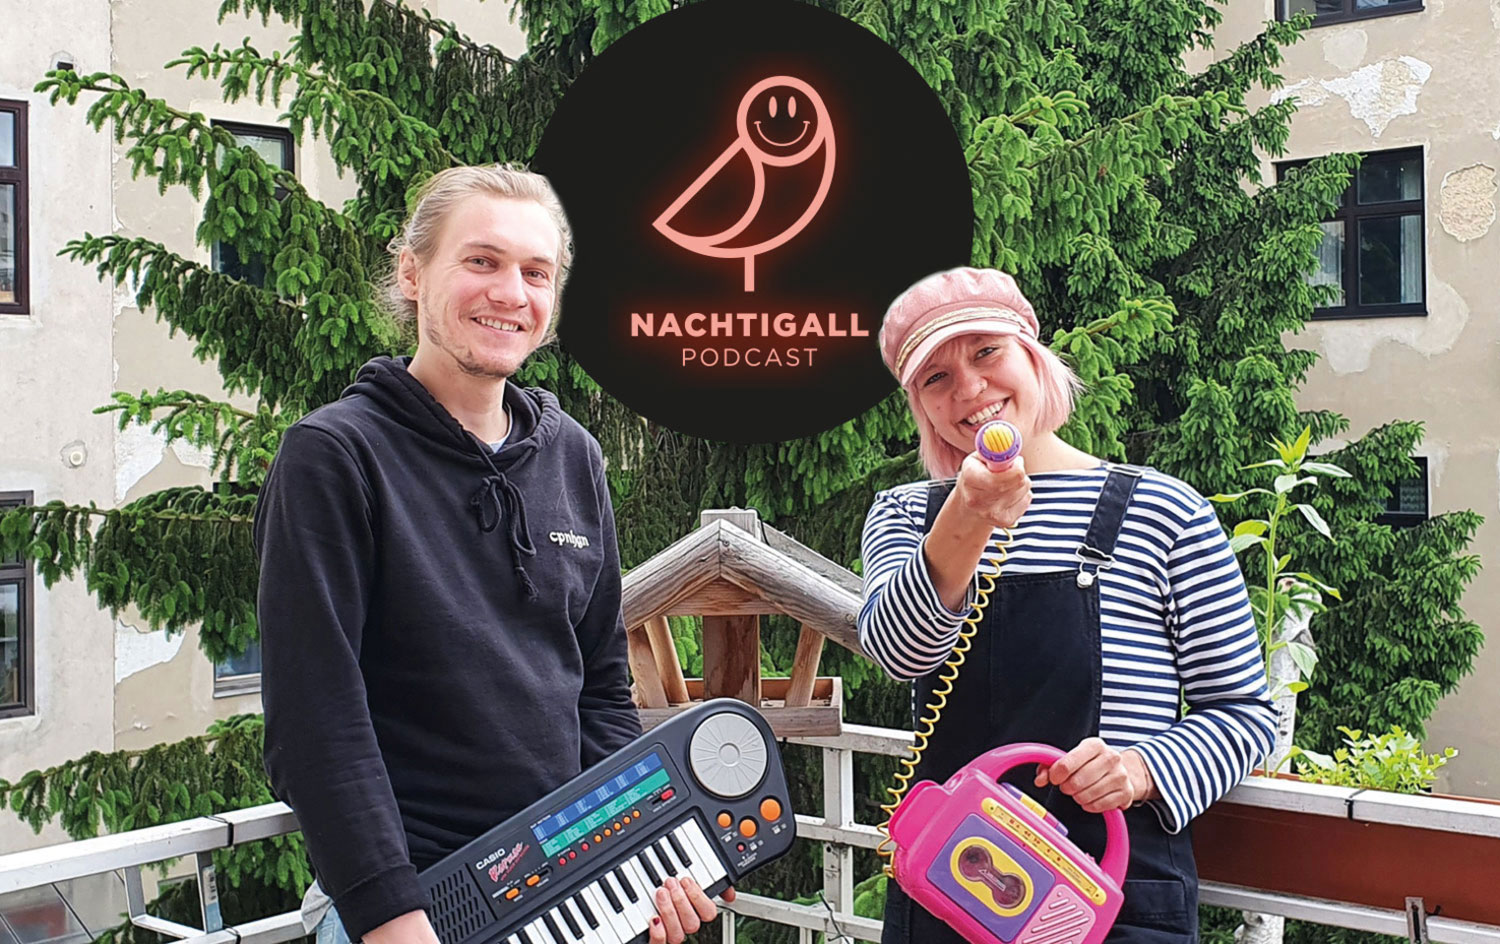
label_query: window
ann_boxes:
[1376,457,1428,529]
[1278,148,1426,320]
[1279,0,1423,26]
[0,100,28,315]
[1,492,35,718]
[210,121,294,287]
[213,641,262,697]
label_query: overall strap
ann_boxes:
[1075,465,1145,587]
[922,479,957,533]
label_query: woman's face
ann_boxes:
[913,332,1042,456]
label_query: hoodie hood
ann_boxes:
[342,355,565,598]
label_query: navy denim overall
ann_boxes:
[881,468,1199,944]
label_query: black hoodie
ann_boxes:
[253,357,641,940]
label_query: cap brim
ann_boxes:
[898,319,1026,387]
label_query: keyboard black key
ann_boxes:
[542,912,565,944]
[576,892,599,928]
[638,851,662,888]
[613,866,638,902]
[516,929,535,944]
[667,830,691,867]
[650,839,673,873]
[559,903,582,939]
[600,875,623,912]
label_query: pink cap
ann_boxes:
[879,267,1040,387]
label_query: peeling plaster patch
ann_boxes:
[1321,30,1367,72]
[171,440,215,469]
[116,619,185,684]
[1271,80,1329,109]
[1493,120,1500,141]
[1320,57,1432,138]
[115,422,168,502]
[1439,164,1497,242]
[1492,0,1500,30]
[1312,277,1466,374]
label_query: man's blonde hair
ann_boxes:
[382,164,574,341]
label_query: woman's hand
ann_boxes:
[647,876,734,943]
[1035,738,1157,813]
[954,452,1032,530]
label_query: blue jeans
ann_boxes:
[315,907,352,944]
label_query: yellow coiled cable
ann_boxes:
[875,530,1010,878]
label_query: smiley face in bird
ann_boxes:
[740,81,822,163]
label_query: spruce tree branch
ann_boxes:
[5,503,254,525]
[169,42,460,169]
[376,0,519,66]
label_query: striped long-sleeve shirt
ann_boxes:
[858,465,1276,833]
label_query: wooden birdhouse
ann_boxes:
[620,508,863,737]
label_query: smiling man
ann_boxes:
[253,165,727,944]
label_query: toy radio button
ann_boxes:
[759,797,783,821]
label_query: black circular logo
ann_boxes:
[535,0,972,443]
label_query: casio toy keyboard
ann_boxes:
[419,699,796,944]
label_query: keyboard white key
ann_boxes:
[668,824,716,890]
[522,918,550,944]
[562,897,595,944]
[681,821,728,886]
[581,883,628,944]
[622,858,658,932]
[607,864,648,936]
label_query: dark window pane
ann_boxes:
[213,240,268,287]
[0,184,15,306]
[1358,214,1422,305]
[212,126,291,286]
[0,111,13,166]
[1387,477,1427,516]
[0,886,91,944]
[1286,0,1343,14]
[1,582,18,706]
[1355,0,1408,7]
[215,640,262,679]
[1358,153,1422,204]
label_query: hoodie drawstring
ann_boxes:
[469,472,539,600]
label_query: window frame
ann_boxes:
[0,491,36,719]
[208,120,295,284]
[1277,0,1423,26]
[0,99,30,316]
[212,646,262,698]
[1278,147,1427,321]
[1375,456,1429,529]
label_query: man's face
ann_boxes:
[401,195,561,380]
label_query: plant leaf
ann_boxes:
[1296,503,1332,540]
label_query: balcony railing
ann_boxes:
[4,724,1500,944]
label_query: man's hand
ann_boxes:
[1034,738,1156,814]
[361,909,444,944]
[648,876,735,944]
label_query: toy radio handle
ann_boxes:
[969,742,1130,884]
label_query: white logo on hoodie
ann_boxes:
[549,530,591,549]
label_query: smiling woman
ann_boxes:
[862,267,1276,944]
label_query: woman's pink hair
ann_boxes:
[906,332,1082,479]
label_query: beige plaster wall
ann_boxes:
[1206,2,1500,796]
[0,0,118,856]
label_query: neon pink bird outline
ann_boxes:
[652,75,836,291]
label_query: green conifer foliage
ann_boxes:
[1,2,1481,941]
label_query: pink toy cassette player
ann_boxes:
[888,743,1129,944]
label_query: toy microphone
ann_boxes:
[975,419,1022,469]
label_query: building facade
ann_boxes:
[0,0,526,882]
[1203,0,1499,797]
